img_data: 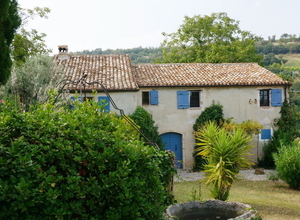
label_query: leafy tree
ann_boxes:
[11,7,52,65]
[2,55,63,111]
[0,0,21,84]
[129,106,165,150]
[159,13,263,64]
[195,122,253,201]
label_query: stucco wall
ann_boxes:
[69,91,138,115]
[140,86,287,169]
[69,85,287,169]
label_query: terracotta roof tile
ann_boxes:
[54,54,139,91]
[54,54,291,91]
[135,63,291,87]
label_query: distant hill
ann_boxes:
[73,47,162,64]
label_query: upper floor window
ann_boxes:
[142,90,158,105]
[259,89,282,107]
[260,90,269,106]
[177,90,200,109]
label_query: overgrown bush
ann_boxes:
[0,100,175,219]
[129,106,165,150]
[273,141,300,189]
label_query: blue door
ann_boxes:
[161,132,183,169]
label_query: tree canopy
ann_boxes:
[11,7,52,66]
[0,0,21,84]
[159,13,263,64]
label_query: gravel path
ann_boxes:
[174,169,275,182]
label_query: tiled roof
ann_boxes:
[54,54,139,91]
[54,54,291,91]
[135,63,291,87]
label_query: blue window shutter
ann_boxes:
[271,89,282,106]
[177,91,189,109]
[98,96,110,112]
[150,90,158,105]
[261,129,271,140]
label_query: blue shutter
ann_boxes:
[150,90,158,105]
[177,91,189,109]
[98,96,110,112]
[271,89,282,106]
[261,129,271,140]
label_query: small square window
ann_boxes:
[261,129,271,140]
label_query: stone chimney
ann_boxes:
[57,45,70,60]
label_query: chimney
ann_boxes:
[57,45,70,60]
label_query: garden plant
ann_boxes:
[195,121,254,201]
[0,99,175,219]
[273,140,300,189]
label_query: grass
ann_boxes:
[279,54,300,67]
[173,179,300,220]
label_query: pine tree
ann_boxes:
[0,0,21,84]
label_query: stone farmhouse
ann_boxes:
[55,50,291,169]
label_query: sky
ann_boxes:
[18,0,300,54]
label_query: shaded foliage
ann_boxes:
[0,0,21,84]
[129,106,165,150]
[260,100,299,168]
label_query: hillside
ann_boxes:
[280,54,300,67]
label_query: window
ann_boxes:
[260,90,269,106]
[259,89,282,107]
[260,129,272,140]
[98,96,110,112]
[142,90,158,105]
[177,90,200,109]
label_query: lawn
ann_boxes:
[173,179,300,220]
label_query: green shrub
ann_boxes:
[129,106,165,150]
[0,101,175,219]
[273,141,300,189]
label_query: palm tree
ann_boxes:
[195,122,253,201]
